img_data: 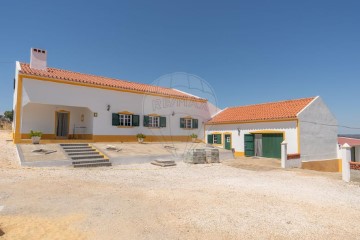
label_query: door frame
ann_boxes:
[224,132,232,150]
[55,110,70,139]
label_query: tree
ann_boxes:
[4,111,13,122]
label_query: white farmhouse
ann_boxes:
[205,97,339,171]
[12,48,217,143]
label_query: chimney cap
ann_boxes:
[30,48,47,70]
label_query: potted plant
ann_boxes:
[30,130,42,144]
[136,133,146,143]
[190,133,198,142]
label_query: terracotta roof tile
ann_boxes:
[207,97,316,124]
[338,137,360,147]
[19,63,205,101]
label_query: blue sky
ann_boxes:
[0,0,359,133]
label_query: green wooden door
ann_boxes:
[224,134,231,150]
[262,134,283,158]
[244,134,255,157]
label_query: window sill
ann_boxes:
[182,128,196,130]
[147,127,164,129]
[117,126,135,128]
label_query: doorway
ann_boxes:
[224,134,232,150]
[55,111,70,138]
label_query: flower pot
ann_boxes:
[138,138,144,143]
[192,138,197,143]
[31,136,41,144]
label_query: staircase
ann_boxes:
[60,143,112,168]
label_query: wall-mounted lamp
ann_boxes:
[81,114,84,122]
[107,104,111,111]
[94,112,98,117]
[172,111,175,116]
[237,128,241,136]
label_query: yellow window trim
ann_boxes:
[118,111,134,115]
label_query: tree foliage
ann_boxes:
[3,111,13,122]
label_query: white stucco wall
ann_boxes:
[20,78,217,138]
[297,97,338,161]
[205,121,298,154]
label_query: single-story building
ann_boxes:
[205,97,339,169]
[338,137,360,162]
[12,48,218,143]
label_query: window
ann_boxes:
[180,118,198,129]
[144,115,166,128]
[207,134,222,144]
[185,119,192,128]
[149,116,160,128]
[120,114,132,126]
[112,113,140,127]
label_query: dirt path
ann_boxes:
[0,130,360,239]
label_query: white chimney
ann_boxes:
[30,48,47,70]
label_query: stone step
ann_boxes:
[73,162,112,168]
[65,148,95,153]
[63,146,93,150]
[67,151,99,156]
[71,155,105,160]
[60,144,89,147]
[72,159,109,164]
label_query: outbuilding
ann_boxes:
[205,97,339,169]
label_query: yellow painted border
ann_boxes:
[118,111,134,115]
[13,76,23,143]
[234,151,245,157]
[19,74,207,103]
[54,110,70,139]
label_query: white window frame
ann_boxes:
[120,114,132,126]
[185,118,192,129]
[213,134,220,144]
[149,116,160,128]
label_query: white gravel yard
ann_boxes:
[0,130,360,240]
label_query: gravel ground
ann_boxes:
[0,130,360,240]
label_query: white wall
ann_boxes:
[21,78,217,138]
[205,121,298,154]
[22,103,93,134]
[298,97,338,161]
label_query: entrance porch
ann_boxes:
[19,103,94,142]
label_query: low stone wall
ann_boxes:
[285,156,302,168]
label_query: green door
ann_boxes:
[262,134,283,158]
[224,134,231,150]
[244,134,255,157]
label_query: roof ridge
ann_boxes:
[226,97,316,109]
